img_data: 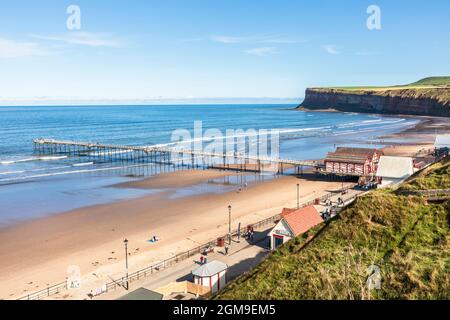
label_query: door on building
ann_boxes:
[273,235,284,249]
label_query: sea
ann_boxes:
[0,104,419,227]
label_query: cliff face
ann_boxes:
[299,88,450,117]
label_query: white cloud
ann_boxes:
[211,35,306,45]
[210,35,247,44]
[260,37,306,44]
[0,38,47,58]
[29,32,121,47]
[323,45,340,55]
[244,47,279,57]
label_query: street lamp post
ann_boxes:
[297,183,300,209]
[124,238,129,290]
[228,205,232,245]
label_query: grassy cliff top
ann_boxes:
[215,157,450,300]
[314,77,450,91]
[399,156,450,191]
[306,77,450,106]
[410,76,450,86]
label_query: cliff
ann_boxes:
[298,77,450,117]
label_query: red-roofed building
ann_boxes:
[269,205,324,250]
[324,147,383,176]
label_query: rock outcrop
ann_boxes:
[299,87,450,117]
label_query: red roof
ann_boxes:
[281,205,323,237]
[325,147,383,164]
[281,208,297,216]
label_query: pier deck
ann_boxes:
[33,138,321,174]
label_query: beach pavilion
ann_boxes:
[192,260,228,294]
[376,156,415,188]
[324,147,384,176]
[269,206,323,250]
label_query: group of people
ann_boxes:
[321,207,336,221]
[324,197,345,208]
[321,197,344,221]
[243,226,255,242]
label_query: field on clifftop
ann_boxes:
[323,76,450,91]
[215,157,450,300]
[304,77,450,109]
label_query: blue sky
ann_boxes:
[0,0,449,104]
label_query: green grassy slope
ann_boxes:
[400,157,450,191]
[305,77,450,107]
[215,157,450,300]
[410,76,450,86]
[322,77,450,91]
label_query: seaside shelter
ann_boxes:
[192,260,228,294]
[269,206,323,250]
[435,134,450,149]
[324,147,384,176]
[376,156,414,188]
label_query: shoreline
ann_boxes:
[1,112,449,300]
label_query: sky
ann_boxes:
[0,0,449,105]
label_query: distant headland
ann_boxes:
[298,77,450,117]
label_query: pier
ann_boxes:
[33,138,321,174]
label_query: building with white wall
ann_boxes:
[192,260,228,294]
[435,134,450,149]
[376,156,414,188]
[269,206,323,250]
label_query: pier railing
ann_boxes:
[17,185,356,300]
[33,138,321,170]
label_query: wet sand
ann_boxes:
[1,114,450,300]
[116,169,236,189]
[380,116,450,156]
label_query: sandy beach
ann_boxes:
[381,116,450,156]
[1,114,449,300]
[0,170,348,299]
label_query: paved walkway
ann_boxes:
[94,229,272,300]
